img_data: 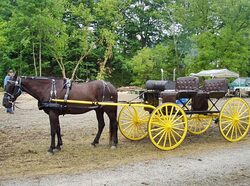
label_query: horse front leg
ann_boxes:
[48,111,61,153]
[55,124,63,151]
[91,109,105,147]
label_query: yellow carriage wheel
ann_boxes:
[188,114,213,135]
[219,97,250,142]
[118,105,150,141]
[148,103,188,150]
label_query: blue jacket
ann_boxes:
[4,75,10,87]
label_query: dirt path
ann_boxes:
[1,93,250,185]
[2,142,250,186]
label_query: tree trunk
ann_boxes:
[32,41,38,76]
[39,38,42,77]
[97,45,112,80]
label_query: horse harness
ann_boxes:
[39,78,111,112]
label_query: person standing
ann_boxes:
[3,69,14,114]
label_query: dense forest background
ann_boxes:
[0,0,249,87]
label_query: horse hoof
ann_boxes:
[53,148,61,153]
[46,151,54,156]
[111,145,117,150]
[90,143,96,148]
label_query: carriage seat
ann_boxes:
[161,76,199,103]
[204,79,228,99]
[176,76,199,98]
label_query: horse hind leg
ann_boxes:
[92,109,105,147]
[106,108,118,148]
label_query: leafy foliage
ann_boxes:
[0,0,249,86]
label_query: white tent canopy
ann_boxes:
[190,69,239,78]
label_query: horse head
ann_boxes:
[2,74,22,108]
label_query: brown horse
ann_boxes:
[2,74,118,153]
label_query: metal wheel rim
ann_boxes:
[219,97,250,142]
[118,105,149,140]
[188,114,213,135]
[148,103,187,150]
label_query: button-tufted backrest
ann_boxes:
[204,79,228,92]
[176,76,199,91]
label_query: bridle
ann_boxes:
[4,77,22,104]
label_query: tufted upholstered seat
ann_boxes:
[176,76,199,98]
[161,76,199,103]
[204,78,228,98]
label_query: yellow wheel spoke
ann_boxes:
[222,122,232,132]
[236,124,243,136]
[239,120,250,125]
[223,107,232,116]
[123,110,133,118]
[150,126,164,132]
[152,129,165,140]
[120,121,133,126]
[239,109,249,117]
[165,106,169,117]
[238,104,246,114]
[150,121,166,127]
[235,125,238,139]
[172,129,182,138]
[221,115,233,120]
[127,107,135,117]
[123,123,134,131]
[230,126,235,140]
[239,115,249,120]
[172,126,185,132]
[172,114,183,124]
[126,125,134,138]
[168,132,172,147]
[137,125,145,136]
[171,109,180,121]
[172,122,186,127]
[120,118,133,122]
[220,119,232,125]
[169,106,174,118]
[163,131,168,147]
[157,131,166,145]
[238,123,247,131]
[154,112,165,123]
[225,124,233,137]
[170,131,178,144]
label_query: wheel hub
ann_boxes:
[133,119,139,125]
[164,121,172,132]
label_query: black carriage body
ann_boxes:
[143,77,228,114]
[143,80,175,109]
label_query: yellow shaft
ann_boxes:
[51,99,156,110]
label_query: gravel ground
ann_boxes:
[1,92,250,186]
[2,143,250,186]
